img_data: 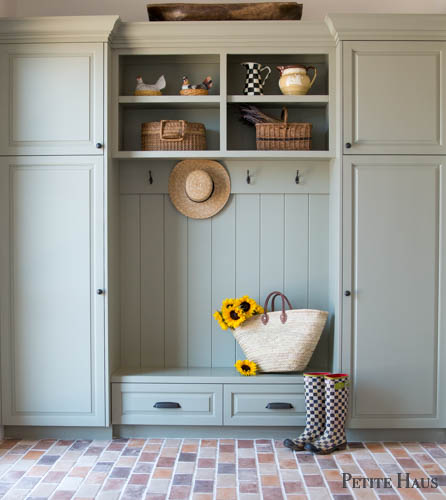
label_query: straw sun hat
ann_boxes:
[168,160,231,219]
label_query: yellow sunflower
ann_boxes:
[213,311,228,331]
[222,298,238,310]
[255,304,264,314]
[238,295,258,318]
[222,304,246,329]
[235,359,258,376]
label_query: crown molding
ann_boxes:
[110,21,335,49]
[325,13,446,43]
[0,15,121,43]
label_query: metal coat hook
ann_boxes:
[246,170,251,184]
[295,170,300,185]
[148,170,153,185]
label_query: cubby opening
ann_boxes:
[227,53,329,96]
[227,103,329,152]
[119,54,221,96]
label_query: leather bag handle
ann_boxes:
[261,291,293,326]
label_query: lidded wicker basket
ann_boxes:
[255,107,312,151]
[141,120,207,151]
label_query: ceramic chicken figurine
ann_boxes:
[180,76,213,95]
[135,75,166,96]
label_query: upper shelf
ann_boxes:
[227,95,329,108]
[119,95,221,109]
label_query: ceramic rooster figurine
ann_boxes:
[180,76,213,95]
[135,75,166,96]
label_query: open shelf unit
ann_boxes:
[112,49,335,159]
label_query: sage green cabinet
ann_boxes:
[342,156,446,428]
[343,41,446,155]
[0,43,104,156]
[0,156,106,426]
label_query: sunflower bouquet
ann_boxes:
[213,295,264,330]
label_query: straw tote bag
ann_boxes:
[233,291,328,372]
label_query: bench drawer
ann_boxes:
[224,384,305,426]
[112,383,223,425]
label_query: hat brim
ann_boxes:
[168,160,231,219]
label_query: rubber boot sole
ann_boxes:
[283,438,305,451]
[304,442,347,454]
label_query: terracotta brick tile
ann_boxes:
[134,463,154,474]
[103,478,126,491]
[0,440,20,449]
[296,454,315,464]
[365,443,385,453]
[52,491,74,500]
[10,444,31,455]
[339,465,361,474]
[181,444,198,453]
[145,494,167,500]
[192,494,213,500]
[169,485,191,499]
[197,458,215,468]
[26,465,50,477]
[304,474,325,488]
[261,475,280,486]
[218,463,235,474]
[238,458,256,468]
[327,480,349,494]
[278,458,297,469]
[323,469,342,480]
[33,439,56,451]
[390,448,409,458]
[43,471,67,483]
[110,467,131,479]
[85,472,107,485]
[258,453,274,463]
[397,458,419,469]
[238,440,254,448]
[215,487,237,499]
[106,443,125,452]
[144,444,161,452]
[68,466,90,478]
[217,474,236,487]
[157,457,176,467]
[317,457,337,469]
[238,468,258,481]
[128,439,146,447]
[200,440,217,448]
[153,468,173,479]
[283,480,305,493]
[178,453,196,462]
[22,450,44,461]
[129,473,150,485]
[173,474,193,485]
[238,481,259,493]
[286,496,308,500]
[218,453,235,463]
[262,486,284,500]
[140,452,158,462]
[193,479,214,493]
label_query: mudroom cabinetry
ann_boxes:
[0,42,104,156]
[342,41,446,155]
[326,14,446,429]
[342,156,446,428]
[0,16,118,427]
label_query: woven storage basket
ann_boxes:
[141,119,207,151]
[180,88,209,96]
[233,291,328,372]
[255,107,312,150]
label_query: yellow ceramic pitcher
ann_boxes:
[276,65,317,95]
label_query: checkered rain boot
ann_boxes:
[283,373,329,451]
[305,374,349,454]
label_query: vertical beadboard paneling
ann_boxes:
[120,195,141,368]
[164,196,188,367]
[235,195,260,360]
[260,194,285,304]
[211,196,236,367]
[119,189,330,370]
[188,218,212,367]
[140,195,165,368]
[284,194,309,309]
[308,194,330,370]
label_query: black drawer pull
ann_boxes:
[266,402,294,410]
[153,402,181,409]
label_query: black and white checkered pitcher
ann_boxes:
[241,62,271,95]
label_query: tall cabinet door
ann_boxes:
[0,43,103,155]
[343,156,446,428]
[0,156,106,426]
[343,41,446,155]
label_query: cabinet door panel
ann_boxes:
[0,44,103,155]
[0,157,105,426]
[343,42,446,154]
[342,156,446,428]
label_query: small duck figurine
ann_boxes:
[135,75,166,96]
[180,75,213,95]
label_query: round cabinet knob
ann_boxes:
[96,143,103,149]
[345,142,352,149]
[344,290,351,297]
[97,289,104,295]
